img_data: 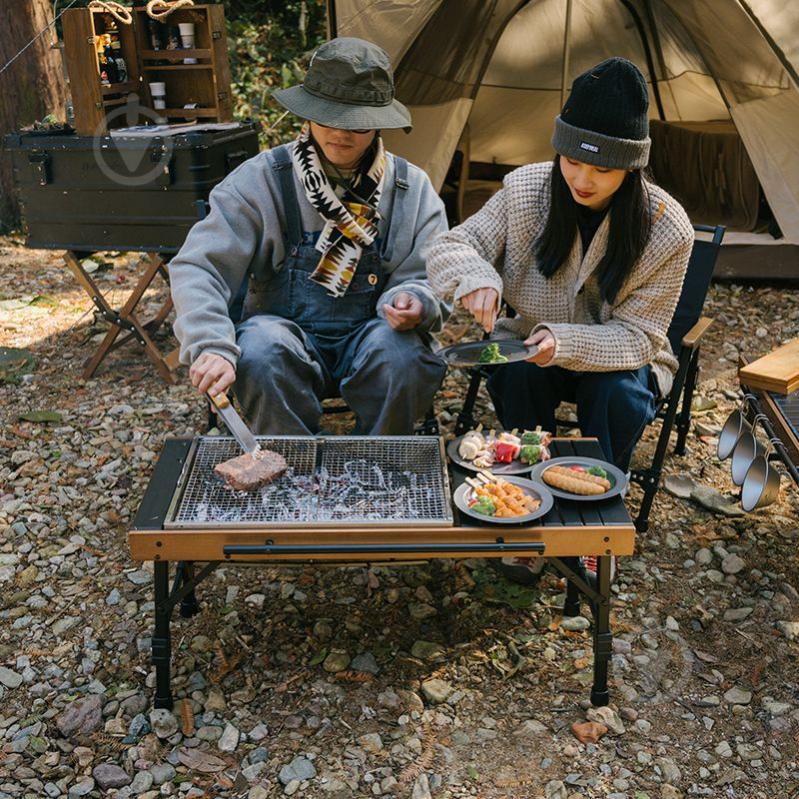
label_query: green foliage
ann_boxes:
[224,0,328,149]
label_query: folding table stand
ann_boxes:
[130,437,634,711]
[64,250,180,383]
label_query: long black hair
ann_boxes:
[535,156,652,305]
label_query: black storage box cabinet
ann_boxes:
[3,121,259,254]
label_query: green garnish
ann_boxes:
[519,444,542,464]
[521,431,542,446]
[473,496,496,516]
[588,466,608,479]
[477,343,509,364]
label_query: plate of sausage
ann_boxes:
[528,456,627,502]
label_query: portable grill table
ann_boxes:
[130,436,635,710]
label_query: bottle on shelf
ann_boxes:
[165,26,181,51]
[103,41,119,84]
[110,31,129,83]
[147,18,165,50]
[98,36,112,85]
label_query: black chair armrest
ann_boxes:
[681,316,713,350]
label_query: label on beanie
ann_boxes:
[580,141,600,153]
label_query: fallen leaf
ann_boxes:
[693,649,718,664]
[19,410,63,423]
[571,720,608,743]
[309,649,327,666]
[177,747,227,773]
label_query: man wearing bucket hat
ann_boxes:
[169,38,448,434]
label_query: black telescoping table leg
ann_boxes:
[177,561,200,618]
[152,560,174,710]
[562,556,583,617]
[590,555,613,707]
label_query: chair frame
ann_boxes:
[454,223,725,533]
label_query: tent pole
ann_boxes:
[618,0,665,120]
[738,0,799,92]
[326,0,337,39]
[560,0,573,108]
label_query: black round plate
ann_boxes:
[453,476,554,524]
[439,340,538,368]
[447,434,538,475]
[529,456,627,501]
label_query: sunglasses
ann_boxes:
[316,122,374,135]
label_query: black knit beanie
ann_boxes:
[551,57,651,170]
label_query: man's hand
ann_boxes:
[460,287,499,333]
[524,328,556,365]
[190,352,236,396]
[383,291,424,331]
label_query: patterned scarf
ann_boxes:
[291,123,386,297]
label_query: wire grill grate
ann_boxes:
[165,436,452,529]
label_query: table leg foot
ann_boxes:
[590,688,610,707]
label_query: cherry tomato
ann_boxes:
[569,465,586,472]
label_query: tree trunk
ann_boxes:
[0,0,67,232]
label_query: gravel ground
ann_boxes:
[1,235,798,799]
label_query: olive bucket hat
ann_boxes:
[272,37,412,132]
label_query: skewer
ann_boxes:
[465,477,483,490]
[478,469,505,486]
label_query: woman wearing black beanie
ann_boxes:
[426,58,693,581]
[428,56,693,465]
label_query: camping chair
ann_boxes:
[454,224,726,532]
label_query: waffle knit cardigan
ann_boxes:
[425,161,694,396]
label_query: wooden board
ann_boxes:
[129,524,636,562]
[739,338,799,395]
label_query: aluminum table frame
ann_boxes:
[129,438,635,711]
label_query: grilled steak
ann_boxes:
[214,449,287,491]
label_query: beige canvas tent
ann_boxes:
[328,0,799,268]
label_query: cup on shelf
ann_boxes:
[149,82,167,115]
[178,22,197,63]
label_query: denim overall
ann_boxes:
[234,145,446,435]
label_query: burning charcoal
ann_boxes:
[214,450,287,492]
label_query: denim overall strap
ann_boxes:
[380,155,408,263]
[270,144,303,251]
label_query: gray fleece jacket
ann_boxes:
[169,143,449,367]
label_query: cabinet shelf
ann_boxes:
[103,96,133,108]
[142,64,213,72]
[101,80,139,95]
[162,108,218,118]
[140,49,212,61]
